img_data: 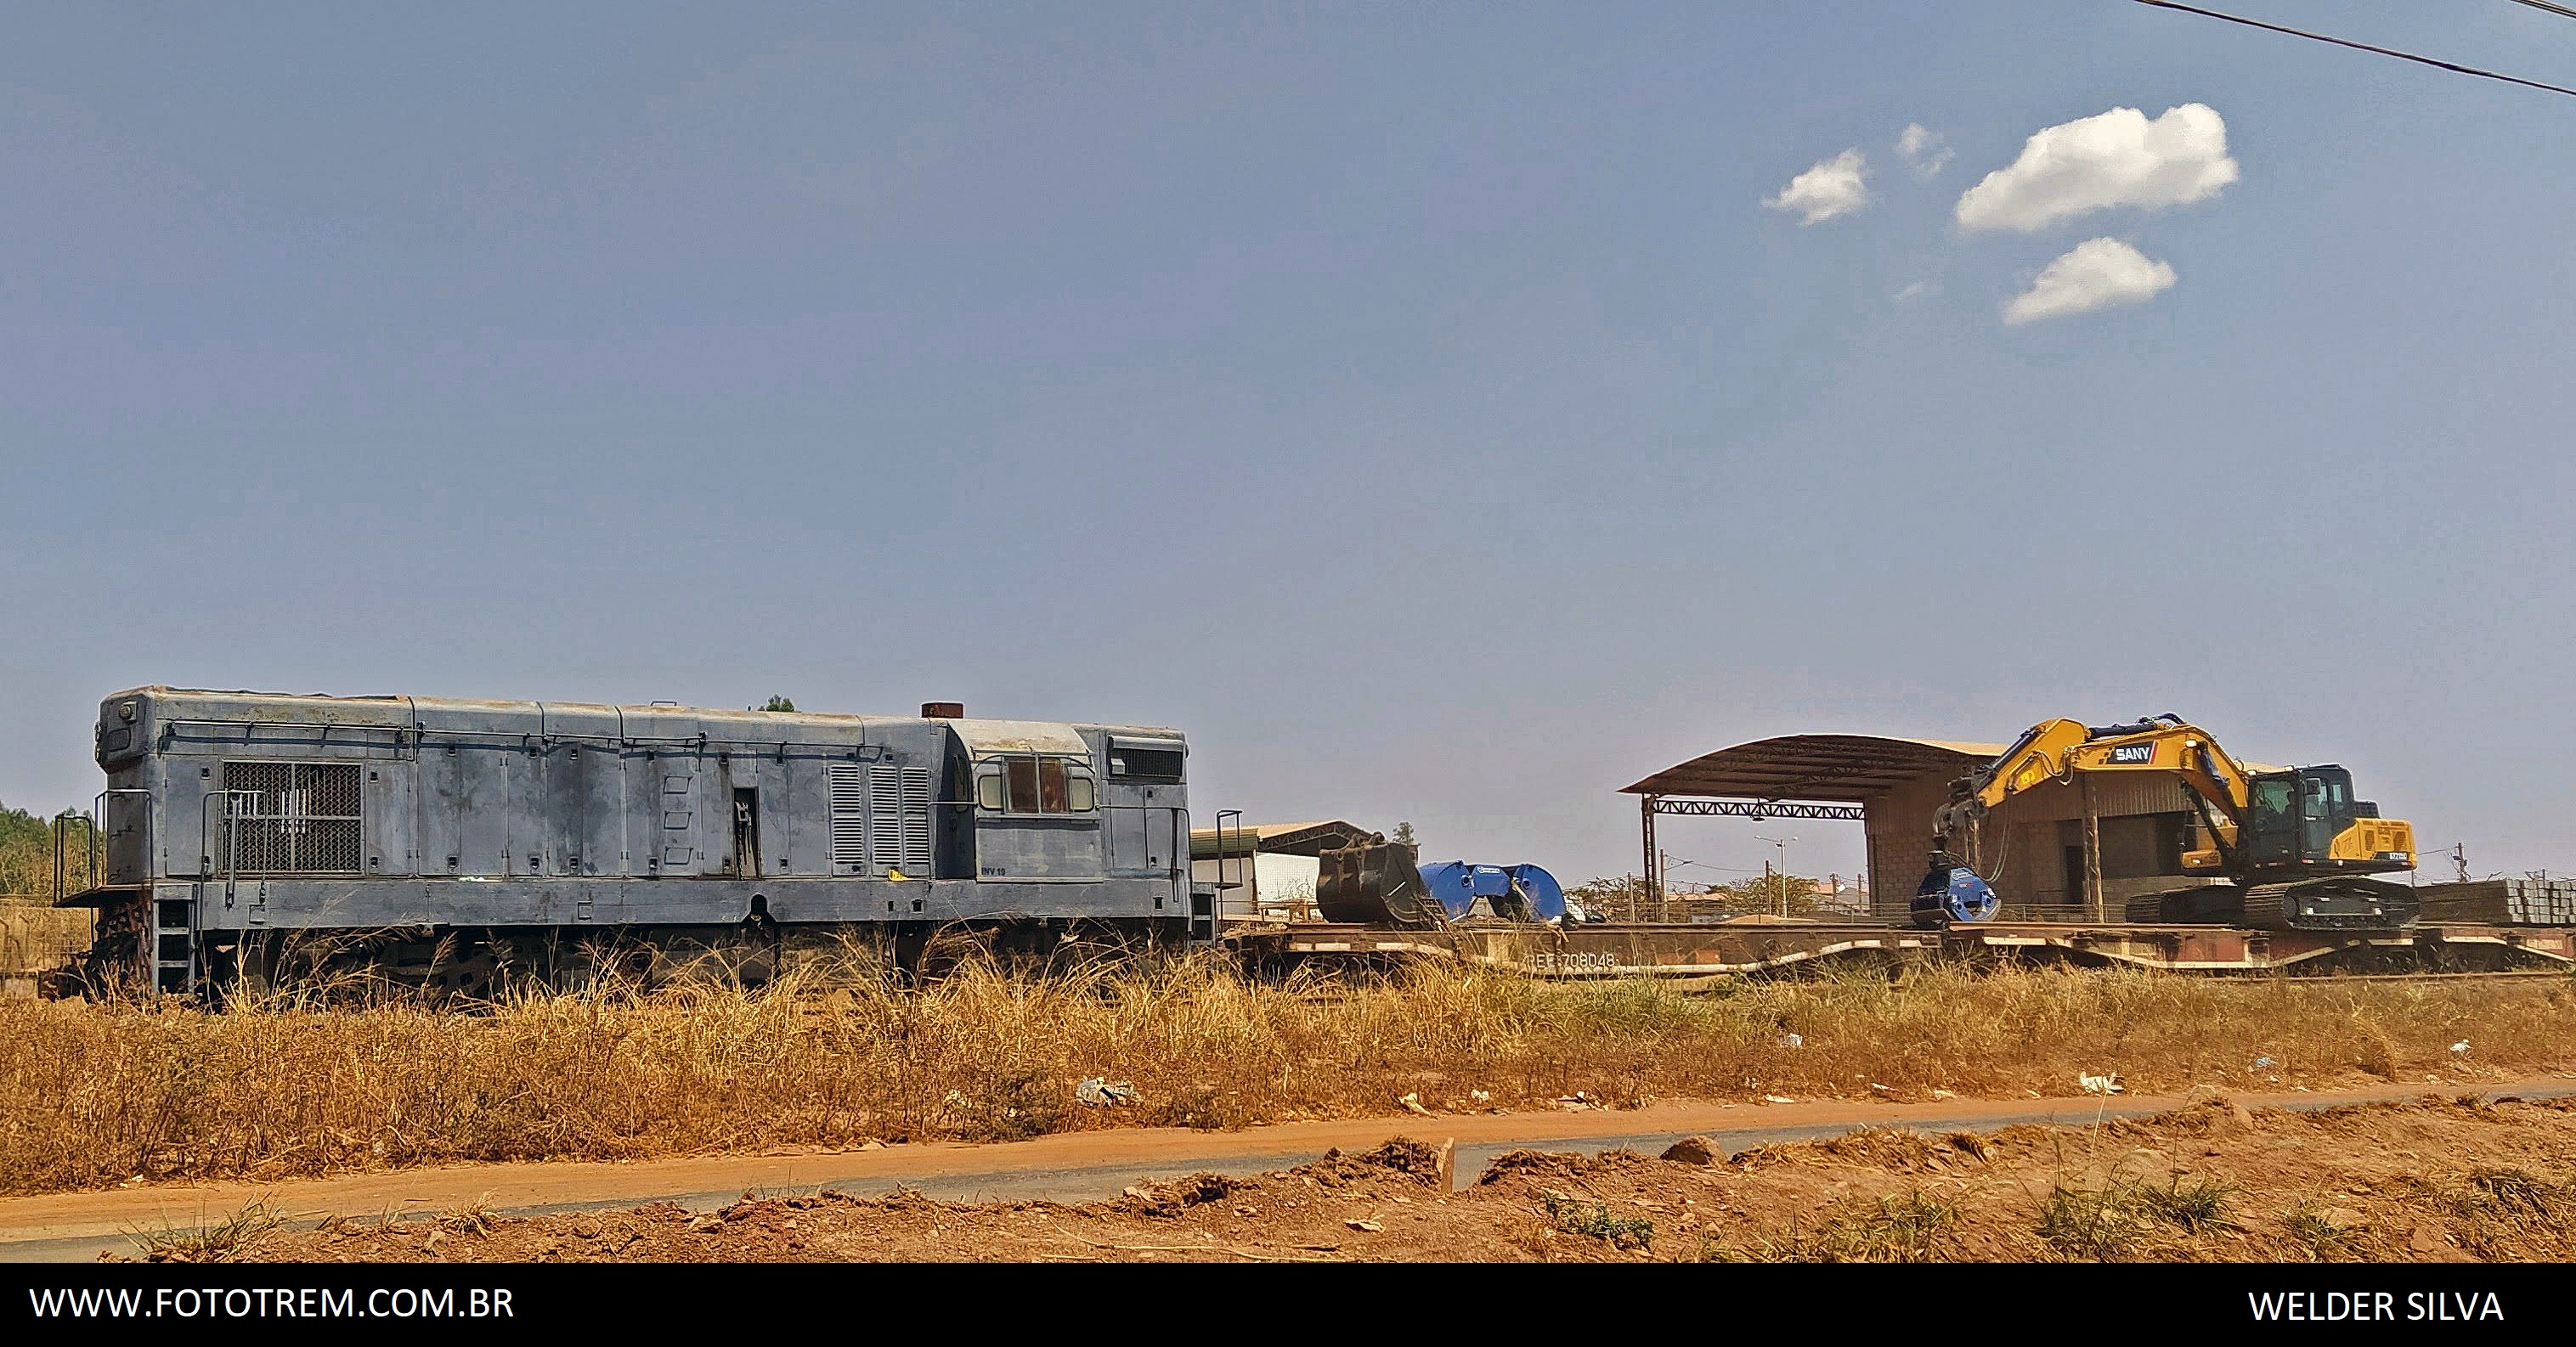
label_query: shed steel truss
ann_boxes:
[1637,793,1868,917]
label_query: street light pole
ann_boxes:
[1753,833,1799,916]
[1658,852,1703,921]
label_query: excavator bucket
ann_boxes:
[1315,840,1443,927]
[1912,854,2000,928]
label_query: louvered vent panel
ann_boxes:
[898,767,934,876]
[868,764,934,876]
[828,764,869,875]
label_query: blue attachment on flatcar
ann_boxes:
[1417,860,1568,923]
[1505,864,1567,923]
[1912,859,2000,927]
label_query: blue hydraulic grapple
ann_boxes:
[1911,851,2000,927]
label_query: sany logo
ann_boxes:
[2105,744,2156,764]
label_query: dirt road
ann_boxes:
[9,1076,2570,1262]
[249,1091,2576,1264]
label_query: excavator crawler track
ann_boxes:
[2127,877,2421,933]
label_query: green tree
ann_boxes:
[0,803,46,853]
[1392,820,1417,847]
[1697,872,1827,918]
[1568,873,1652,922]
[0,802,90,899]
[754,696,798,713]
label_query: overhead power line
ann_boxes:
[2505,0,2576,22]
[2134,0,2576,99]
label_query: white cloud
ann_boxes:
[1763,149,1870,225]
[2003,238,2178,324]
[1894,279,1940,303]
[1895,123,1953,179]
[1956,104,2238,234]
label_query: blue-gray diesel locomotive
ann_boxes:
[69,687,1205,994]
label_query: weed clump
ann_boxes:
[127,1202,284,1263]
[2139,1176,2233,1233]
[2281,1201,2354,1260]
[2039,1179,2149,1260]
[1541,1192,1653,1250]
[1732,1188,1957,1263]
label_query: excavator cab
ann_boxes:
[2240,765,2407,873]
[2242,772,2302,867]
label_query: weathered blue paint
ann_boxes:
[1415,859,1567,922]
[84,687,1195,938]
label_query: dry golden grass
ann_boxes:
[4,956,2574,1197]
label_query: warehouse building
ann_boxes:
[1624,734,2242,922]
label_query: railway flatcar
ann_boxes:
[65,687,1206,995]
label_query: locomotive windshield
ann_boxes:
[977,755,1096,814]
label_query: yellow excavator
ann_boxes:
[1914,714,2419,933]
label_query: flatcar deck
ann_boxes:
[1228,920,2576,978]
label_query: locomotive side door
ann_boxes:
[1102,737,1186,882]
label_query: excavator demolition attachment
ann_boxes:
[1912,852,2000,928]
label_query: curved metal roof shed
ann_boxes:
[1625,730,2248,923]
[1623,734,2003,803]
[1621,734,2007,922]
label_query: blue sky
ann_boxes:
[3,2,2572,887]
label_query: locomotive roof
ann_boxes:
[105,686,1183,740]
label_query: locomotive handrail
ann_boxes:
[54,789,151,902]
[1211,809,1245,936]
[199,790,259,907]
[50,809,83,905]
[1212,810,1245,888]
[157,716,900,755]
[155,716,1183,762]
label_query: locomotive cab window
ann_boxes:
[980,757,1096,814]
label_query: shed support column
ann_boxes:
[1640,795,1663,922]
[2082,775,2106,922]
[1638,798,1658,921]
